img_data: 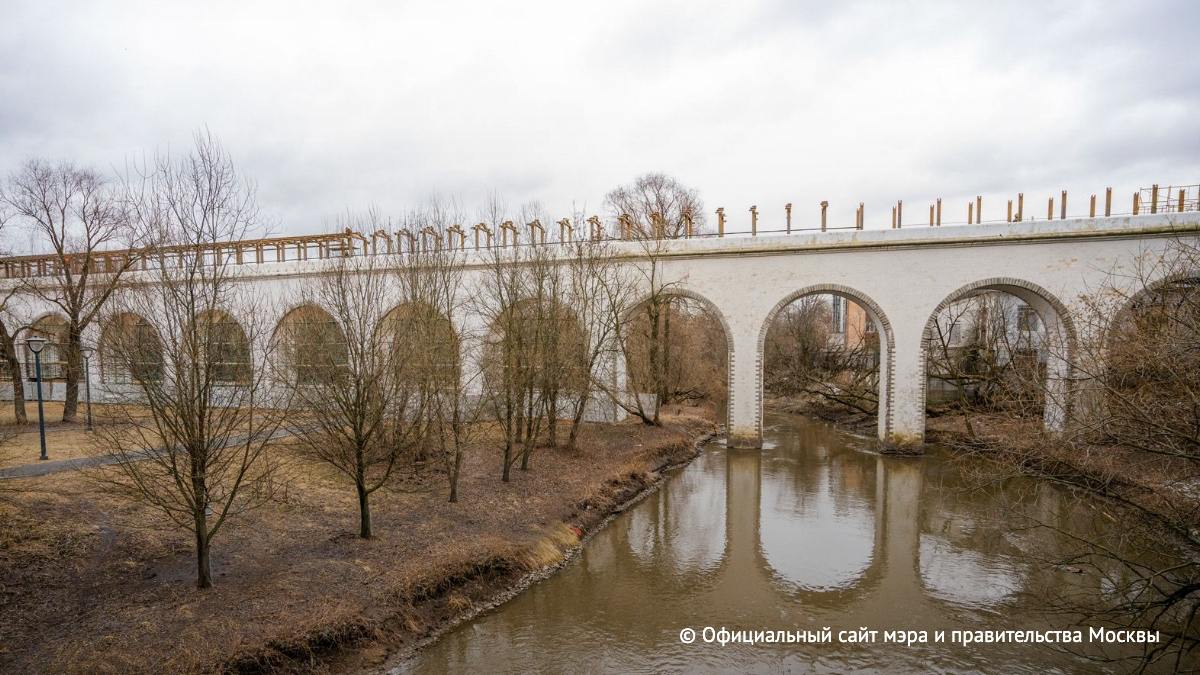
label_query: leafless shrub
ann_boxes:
[1,159,143,422]
[93,131,283,589]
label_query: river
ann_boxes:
[395,412,1170,673]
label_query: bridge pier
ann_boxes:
[727,327,763,448]
[888,327,928,448]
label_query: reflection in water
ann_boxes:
[759,424,875,591]
[396,414,1158,674]
[628,451,726,574]
[919,534,1024,608]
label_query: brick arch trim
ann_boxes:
[1104,268,1200,350]
[918,277,1078,425]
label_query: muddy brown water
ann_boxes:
[392,413,1174,674]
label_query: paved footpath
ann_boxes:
[0,428,294,480]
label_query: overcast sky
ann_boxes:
[2,0,1197,245]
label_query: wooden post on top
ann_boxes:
[1061,190,1067,219]
[820,201,828,231]
[1007,199,1013,222]
[896,200,903,228]
[1105,187,1113,216]
[968,202,974,225]
[785,203,792,234]
[928,204,934,227]
[1133,192,1140,215]
[857,202,864,230]
[1048,196,1054,220]
[1151,184,1159,214]
[936,198,942,226]
[500,220,517,246]
[976,195,982,223]
[1089,194,1096,217]
[749,205,758,236]
[1179,188,1186,213]
[1017,192,1024,222]
[716,208,725,237]
[891,205,897,229]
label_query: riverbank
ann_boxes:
[0,413,715,674]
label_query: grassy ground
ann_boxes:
[0,410,714,674]
[0,400,106,468]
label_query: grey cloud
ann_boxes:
[1,0,1197,244]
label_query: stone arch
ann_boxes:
[194,309,252,384]
[623,287,734,434]
[919,277,1077,433]
[21,312,71,380]
[271,303,348,384]
[99,312,164,384]
[1104,269,1200,350]
[380,301,462,388]
[758,284,896,441]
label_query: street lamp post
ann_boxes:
[80,345,94,432]
[26,336,48,461]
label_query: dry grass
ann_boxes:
[0,401,102,468]
[0,412,714,674]
[0,402,164,469]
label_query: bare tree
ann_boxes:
[925,293,1045,438]
[763,296,880,417]
[474,201,576,478]
[1,160,142,421]
[278,241,430,538]
[602,174,707,425]
[392,198,476,501]
[604,172,705,240]
[94,131,282,589]
[0,209,27,423]
[563,236,636,448]
[0,308,27,424]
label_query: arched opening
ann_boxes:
[381,302,461,390]
[1097,272,1200,457]
[921,280,1074,435]
[23,314,69,381]
[273,304,348,385]
[479,298,588,438]
[194,310,252,384]
[100,313,164,384]
[759,286,893,441]
[622,291,730,427]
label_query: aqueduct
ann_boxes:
[2,210,1197,449]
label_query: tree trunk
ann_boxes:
[520,436,532,471]
[356,481,372,538]
[192,463,212,589]
[647,300,662,425]
[62,329,81,422]
[195,528,213,589]
[0,321,27,424]
[567,393,588,450]
[659,299,672,416]
[545,393,558,448]
[448,448,461,502]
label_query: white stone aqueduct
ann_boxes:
[4,213,1198,449]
